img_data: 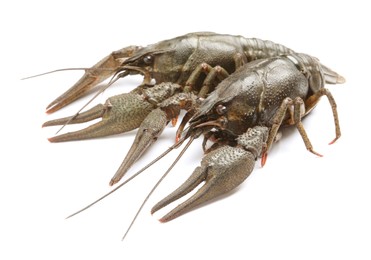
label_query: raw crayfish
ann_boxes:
[38,32,344,233]
[42,32,296,186]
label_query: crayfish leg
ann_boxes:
[305,88,341,145]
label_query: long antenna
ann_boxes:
[21,68,115,80]
[66,137,186,219]
[121,136,195,241]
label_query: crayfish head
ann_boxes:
[188,98,257,140]
[122,34,196,83]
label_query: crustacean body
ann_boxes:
[150,52,344,221]
[40,33,344,228]
[43,32,297,186]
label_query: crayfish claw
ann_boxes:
[46,92,155,142]
[45,83,182,143]
[42,104,105,127]
[46,46,140,114]
[151,164,207,219]
[109,108,168,186]
[152,126,268,222]
[110,91,198,185]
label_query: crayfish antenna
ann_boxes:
[65,137,186,220]
[121,136,195,242]
[21,68,93,80]
[66,172,140,219]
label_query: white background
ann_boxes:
[1,1,370,259]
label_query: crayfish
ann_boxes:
[33,32,345,238]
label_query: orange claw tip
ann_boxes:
[45,109,54,115]
[328,137,339,145]
[261,152,268,167]
[45,102,61,114]
[46,107,60,115]
[47,136,65,143]
[158,218,167,223]
[41,121,50,128]
[109,179,117,186]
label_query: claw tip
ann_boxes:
[158,218,167,223]
[45,105,56,114]
[261,152,268,167]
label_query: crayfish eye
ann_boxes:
[216,104,227,115]
[143,55,154,65]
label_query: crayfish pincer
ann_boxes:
[152,126,269,222]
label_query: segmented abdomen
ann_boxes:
[240,37,294,61]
